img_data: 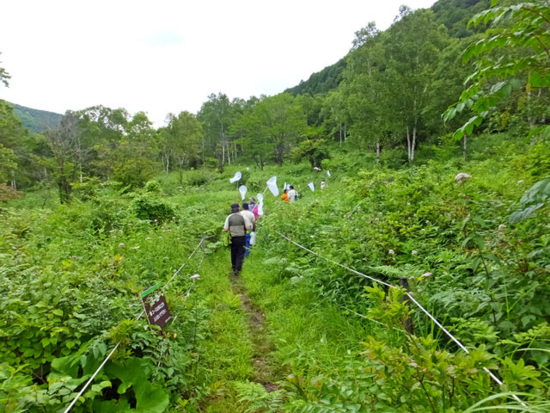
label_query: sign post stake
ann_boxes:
[399,277,414,335]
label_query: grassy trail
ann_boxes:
[194,239,382,411]
[228,271,280,391]
[193,248,281,412]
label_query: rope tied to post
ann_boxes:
[274,230,527,407]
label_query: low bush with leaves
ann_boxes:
[132,193,175,223]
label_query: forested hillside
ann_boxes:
[10,103,62,133]
[1,0,549,411]
[284,59,347,97]
[285,0,490,97]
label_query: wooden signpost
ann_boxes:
[141,284,172,330]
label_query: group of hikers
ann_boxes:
[281,185,298,203]
[281,181,326,203]
[223,198,258,275]
[224,180,327,275]
[227,185,307,274]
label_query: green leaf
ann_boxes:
[53,309,64,316]
[520,177,550,205]
[92,398,131,413]
[50,354,80,378]
[134,380,170,413]
[509,203,545,224]
[529,71,550,88]
[91,380,112,393]
[104,357,152,394]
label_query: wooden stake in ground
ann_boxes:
[399,277,414,335]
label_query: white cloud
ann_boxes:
[0,0,435,126]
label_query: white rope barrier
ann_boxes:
[276,231,392,288]
[63,237,206,413]
[340,305,407,333]
[274,230,527,407]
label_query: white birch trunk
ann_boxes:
[227,142,231,165]
[411,126,416,162]
[10,170,16,189]
[406,126,411,161]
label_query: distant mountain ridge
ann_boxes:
[10,103,63,133]
[285,0,490,97]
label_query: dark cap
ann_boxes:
[231,203,240,213]
[242,202,249,210]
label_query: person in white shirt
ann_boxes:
[241,202,256,257]
[287,185,299,203]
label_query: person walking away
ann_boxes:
[223,203,251,275]
[241,202,256,258]
[281,189,290,203]
[288,185,299,203]
[249,197,259,220]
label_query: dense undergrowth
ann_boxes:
[1,132,550,412]
[253,136,550,411]
[0,183,233,411]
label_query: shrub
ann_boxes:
[132,194,175,223]
[144,180,161,193]
[0,184,22,203]
[71,177,102,201]
[185,170,214,187]
[203,157,218,170]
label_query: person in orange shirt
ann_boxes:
[281,189,290,203]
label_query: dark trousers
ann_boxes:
[231,236,246,274]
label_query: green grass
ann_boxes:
[240,247,387,409]
[190,250,255,412]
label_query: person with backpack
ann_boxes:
[288,185,299,203]
[223,203,251,275]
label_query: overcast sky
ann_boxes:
[0,0,435,126]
